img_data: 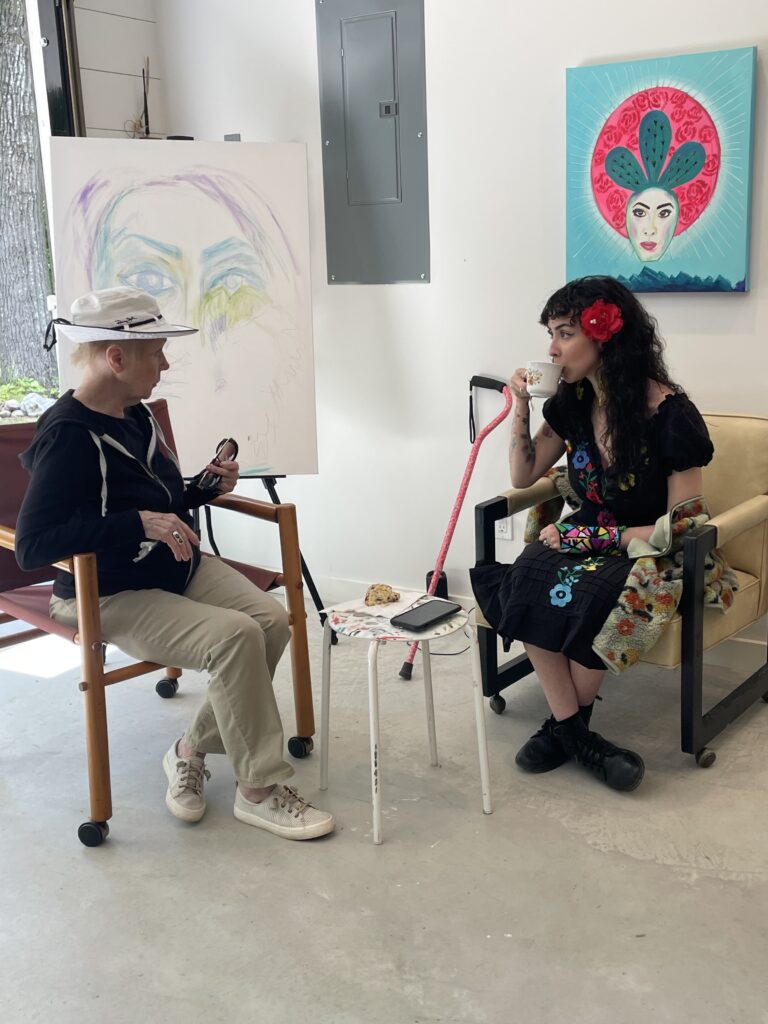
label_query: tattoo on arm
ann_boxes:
[510,407,536,466]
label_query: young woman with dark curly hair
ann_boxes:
[470,276,713,792]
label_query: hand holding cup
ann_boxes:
[509,368,531,401]
[524,361,561,398]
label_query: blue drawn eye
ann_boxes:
[120,266,176,297]
[223,273,245,293]
[209,271,253,295]
[206,263,267,297]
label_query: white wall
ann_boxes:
[156,0,768,603]
[74,0,167,137]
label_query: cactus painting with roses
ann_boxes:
[566,47,756,292]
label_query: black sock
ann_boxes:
[552,711,588,754]
[554,710,582,726]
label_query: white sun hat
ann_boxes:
[44,287,197,349]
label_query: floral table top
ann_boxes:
[326,604,468,642]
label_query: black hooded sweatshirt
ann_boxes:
[15,391,210,599]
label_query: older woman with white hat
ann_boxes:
[16,287,335,841]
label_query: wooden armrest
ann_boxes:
[0,523,74,574]
[209,494,301,591]
[708,494,768,547]
[209,493,284,523]
[0,524,17,554]
[498,476,559,515]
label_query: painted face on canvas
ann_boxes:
[625,187,679,262]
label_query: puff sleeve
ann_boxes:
[542,393,568,440]
[658,395,714,475]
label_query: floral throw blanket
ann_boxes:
[523,468,738,674]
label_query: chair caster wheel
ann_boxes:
[489,694,506,715]
[78,820,109,847]
[288,736,314,759]
[156,678,179,698]
[695,747,716,768]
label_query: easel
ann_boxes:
[196,475,334,760]
[221,134,333,628]
[196,133,334,759]
[198,481,330,628]
[256,475,333,639]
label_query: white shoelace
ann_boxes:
[175,758,210,795]
[275,785,311,818]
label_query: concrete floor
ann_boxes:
[1,611,767,1024]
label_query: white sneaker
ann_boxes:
[234,784,335,840]
[162,741,210,823]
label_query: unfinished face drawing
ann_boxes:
[89,179,295,382]
[68,166,303,470]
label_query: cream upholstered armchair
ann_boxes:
[473,412,768,767]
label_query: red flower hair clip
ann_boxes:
[580,299,623,344]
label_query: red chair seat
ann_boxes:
[221,557,279,593]
[0,584,76,642]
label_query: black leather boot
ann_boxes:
[552,714,644,792]
[515,704,594,773]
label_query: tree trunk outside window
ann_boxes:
[1,0,57,391]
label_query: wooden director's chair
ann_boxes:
[0,400,314,846]
[473,412,768,767]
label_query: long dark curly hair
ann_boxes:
[539,275,682,487]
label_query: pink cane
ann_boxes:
[398,377,513,679]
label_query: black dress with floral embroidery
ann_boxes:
[470,389,714,670]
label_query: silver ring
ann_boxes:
[542,538,549,547]
[171,530,184,546]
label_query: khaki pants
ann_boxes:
[50,555,294,788]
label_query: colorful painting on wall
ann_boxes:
[566,47,756,292]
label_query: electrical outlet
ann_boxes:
[495,517,513,540]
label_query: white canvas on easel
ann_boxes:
[50,138,317,477]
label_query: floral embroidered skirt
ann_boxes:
[470,542,635,670]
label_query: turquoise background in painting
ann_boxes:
[566,47,756,291]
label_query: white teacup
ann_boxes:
[525,360,561,398]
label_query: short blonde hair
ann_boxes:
[69,340,110,367]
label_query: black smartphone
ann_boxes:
[195,437,239,490]
[389,599,463,632]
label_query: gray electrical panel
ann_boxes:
[316,0,430,284]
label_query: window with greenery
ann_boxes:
[1,0,58,421]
